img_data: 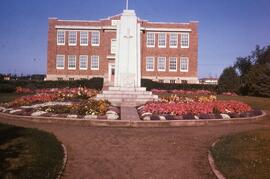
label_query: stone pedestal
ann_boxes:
[114,10,141,88]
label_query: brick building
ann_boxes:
[46,11,199,85]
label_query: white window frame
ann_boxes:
[111,39,117,54]
[158,33,166,48]
[68,55,76,70]
[68,31,77,46]
[170,33,178,48]
[181,33,189,48]
[91,55,99,70]
[169,57,177,72]
[146,32,155,48]
[56,55,65,70]
[146,57,155,71]
[180,57,189,72]
[91,31,100,46]
[57,30,65,46]
[80,31,88,46]
[157,57,166,72]
[79,55,88,70]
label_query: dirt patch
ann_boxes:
[1,113,270,179]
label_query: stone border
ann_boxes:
[56,144,68,179]
[208,140,226,179]
[0,110,266,127]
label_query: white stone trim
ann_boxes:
[141,27,191,32]
[55,25,116,30]
[46,74,103,81]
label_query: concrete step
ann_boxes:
[108,87,147,92]
[102,91,152,95]
[97,94,154,99]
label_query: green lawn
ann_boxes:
[211,129,270,179]
[0,123,64,179]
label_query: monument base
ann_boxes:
[96,87,158,107]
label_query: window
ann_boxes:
[91,55,99,70]
[170,33,178,48]
[158,33,166,48]
[79,55,88,70]
[180,57,189,72]
[111,39,117,54]
[146,32,155,47]
[69,78,74,81]
[68,31,77,46]
[146,57,154,71]
[181,80,188,84]
[170,80,176,84]
[68,55,76,70]
[57,30,65,45]
[91,31,100,46]
[157,57,166,71]
[56,55,65,69]
[158,80,164,83]
[80,31,88,46]
[57,77,63,81]
[169,57,177,71]
[181,33,189,48]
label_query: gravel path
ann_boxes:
[1,113,270,179]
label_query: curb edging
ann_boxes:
[56,144,68,179]
[0,110,266,128]
[208,140,226,179]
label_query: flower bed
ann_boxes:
[9,87,98,107]
[1,87,119,120]
[137,99,262,121]
[0,100,120,120]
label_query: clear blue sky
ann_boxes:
[0,0,269,78]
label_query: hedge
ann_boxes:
[0,78,103,93]
[141,79,218,92]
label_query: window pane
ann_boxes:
[157,57,166,71]
[91,56,99,70]
[169,57,177,71]
[69,31,77,45]
[147,32,155,47]
[56,55,65,69]
[181,33,189,48]
[80,31,88,45]
[158,33,166,47]
[180,57,189,71]
[57,31,65,45]
[146,57,154,71]
[91,31,100,46]
[68,55,76,69]
[79,55,88,69]
[170,33,178,47]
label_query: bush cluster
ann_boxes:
[141,79,218,92]
[0,78,103,93]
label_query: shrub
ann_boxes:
[141,79,218,92]
[0,84,16,93]
[0,78,104,91]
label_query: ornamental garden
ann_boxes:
[0,85,263,121]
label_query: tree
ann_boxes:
[242,65,270,97]
[218,66,240,93]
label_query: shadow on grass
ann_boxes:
[0,123,64,179]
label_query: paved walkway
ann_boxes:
[121,107,140,121]
[0,112,270,179]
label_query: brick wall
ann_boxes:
[47,16,198,83]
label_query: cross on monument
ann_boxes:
[124,28,133,71]
[126,0,129,10]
